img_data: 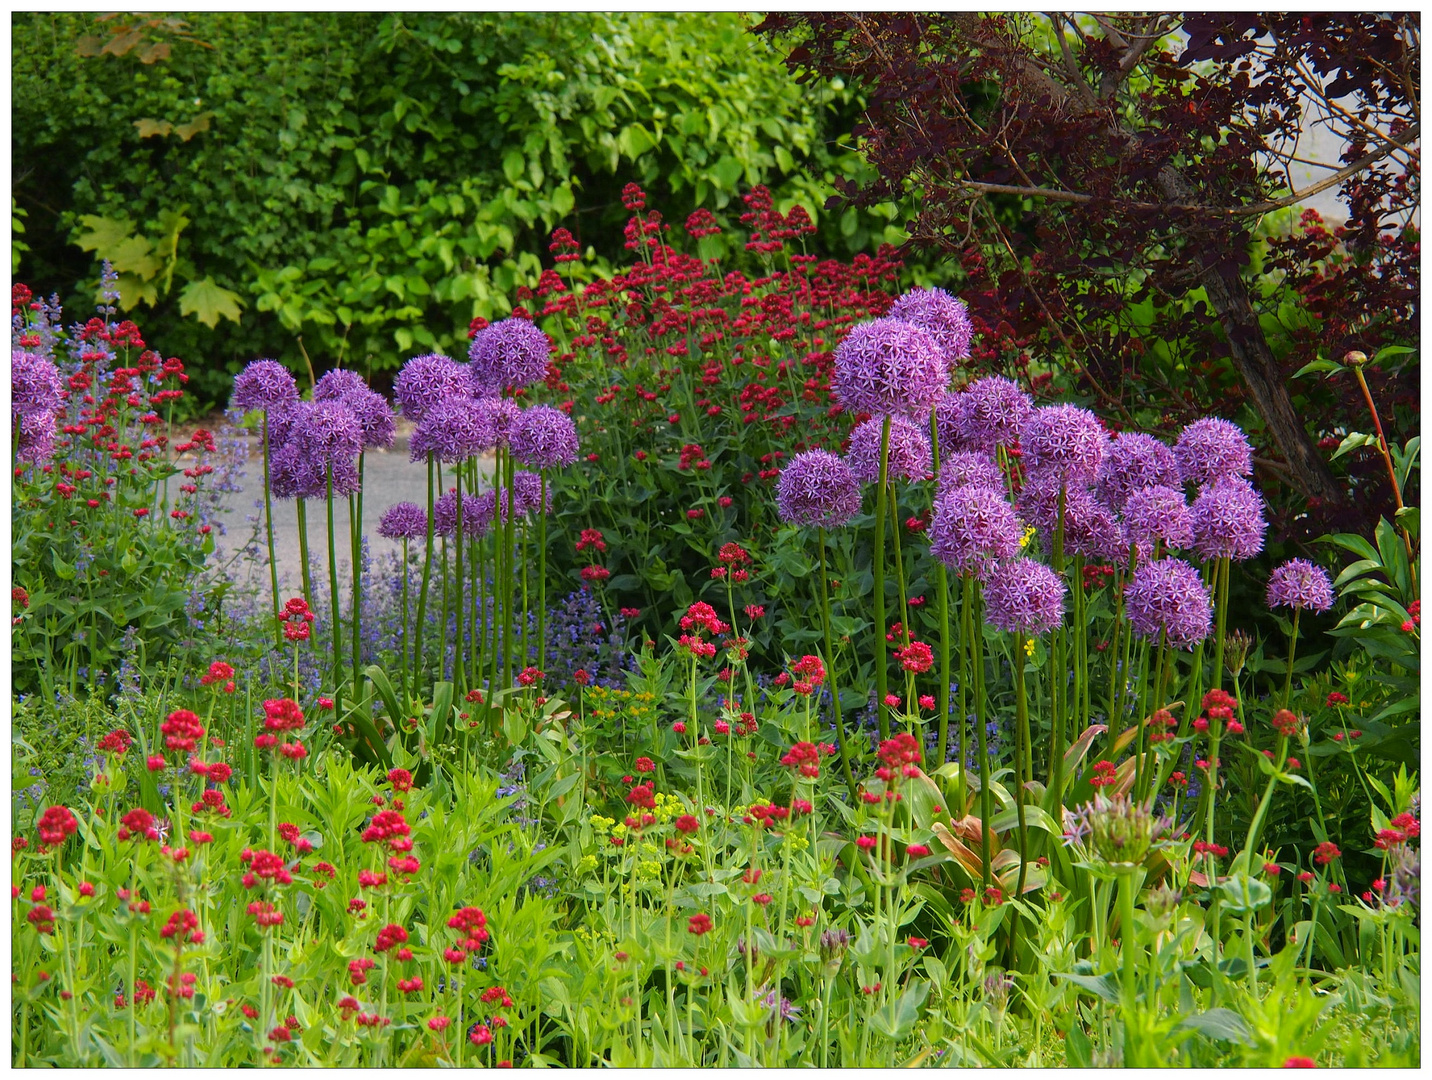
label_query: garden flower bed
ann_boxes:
[9,185,1420,1067]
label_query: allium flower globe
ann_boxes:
[1190,478,1267,561]
[511,470,550,516]
[378,502,428,541]
[11,350,65,415]
[393,353,467,420]
[775,450,862,528]
[888,287,973,365]
[1018,477,1122,560]
[468,319,552,394]
[1175,417,1253,487]
[313,369,368,402]
[846,413,932,484]
[1266,559,1335,613]
[832,317,948,417]
[1122,484,1194,552]
[955,376,1033,452]
[474,396,522,449]
[1125,557,1213,649]
[933,391,967,453]
[410,398,490,463]
[433,490,491,539]
[231,359,300,415]
[510,404,579,468]
[984,558,1066,636]
[938,450,1005,493]
[1024,404,1107,483]
[1096,432,1180,511]
[15,408,57,464]
[929,485,1023,576]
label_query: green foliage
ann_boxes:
[13,12,899,405]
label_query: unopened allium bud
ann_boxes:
[1083,794,1170,867]
[1224,629,1253,679]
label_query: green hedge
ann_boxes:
[14,12,916,404]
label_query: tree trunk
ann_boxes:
[1156,167,1345,503]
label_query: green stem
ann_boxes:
[1281,609,1300,710]
[296,499,313,611]
[538,470,548,674]
[873,415,892,739]
[262,415,283,647]
[454,465,467,697]
[971,581,992,887]
[325,466,343,706]
[818,528,858,804]
[1013,632,1030,901]
[351,453,365,689]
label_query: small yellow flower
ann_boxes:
[611,822,628,837]
[1020,525,1037,550]
[1024,639,1035,658]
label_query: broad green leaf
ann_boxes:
[1175,1007,1252,1045]
[178,276,244,327]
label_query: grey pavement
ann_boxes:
[211,434,491,598]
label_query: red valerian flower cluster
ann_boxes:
[36,805,78,847]
[779,741,822,779]
[199,660,236,693]
[281,596,315,642]
[789,654,826,696]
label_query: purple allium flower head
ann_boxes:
[832,317,948,417]
[1175,417,1253,487]
[1018,475,1122,559]
[1122,484,1193,553]
[468,319,552,394]
[409,397,489,463]
[312,368,368,402]
[434,489,492,539]
[929,484,1023,575]
[473,396,522,449]
[341,387,396,450]
[932,391,968,453]
[775,450,862,528]
[1024,404,1106,483]
[983,557,1066,636]
[938,450,1005,493]
[888,287,973,366]
[1096,432,1179,511]
[511,469,550,516]
[270,438,359,499]
[11,350,64,414]
[393,353,467,421]
[955,376,1033,452]
[292,400,362,465]
[1266,559,1335,613]
[846,413,932,484]
[1125,557,1213,649]
[1190,477,1267,561]
[509,404,578,468]
[378,501,428,541]
[15,408,56,464]
[231,359,300,415]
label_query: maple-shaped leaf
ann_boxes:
[179,276,245,328]
[134,118,173,139]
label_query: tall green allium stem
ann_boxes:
[412,453,436,695]
[1048,483,1067,799]
[1211,556,1231,691]
[1281,609,1301,710]
[399,538,410,703]
[970,581,992,887]
[454,465,467,696]
[817,528,857,802]
[325,465,343,707]
[503,451,517,683]
[349,453,365,690]
[1013,631,1031,900]
[488,452,504,693]
[262,414,282,646]
[873,415,893,739]
[928,409,953,766]
[296,499,313,610]
[538,470,548,674]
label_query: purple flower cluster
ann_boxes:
[1266,559,1335,613]
[888,287,973,366]
[231,359,300,415]
[1096,432,1179,511]
[1175,417,1253,487]
[269,400,362,498]
[510,405,579,468]
[12,349,64,464]
[845,414,932,484]
[938,450,1005,492]
[432,489,490,539]
[1121,484,1193,553]
[775,450,862,529]
[929,485,1023,576]
[953,376,1032,452]
[378,502,428,541]
[393,353,467,420]
[983,557,1066,636]
[932,391,965,453]
[511,469,550,516]
[410,397,491,463]
[1024,404,1106,483]
[1190,478,1267,561]
[314,369,394,450]
[468,319,552,395]
[1125,557,1212,649]
[1018,477,1123,561]
[832,317,948,417]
